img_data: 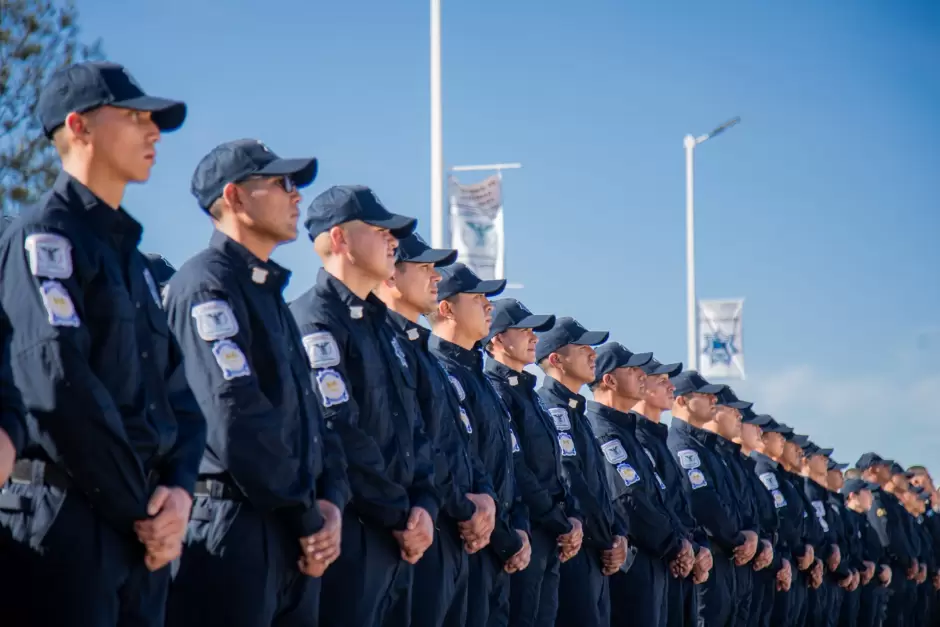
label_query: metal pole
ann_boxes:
[684,134,697,371]
[430,0,444,247]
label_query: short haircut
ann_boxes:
[843,468,862,480]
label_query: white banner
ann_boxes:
[448,174,504,280]
[698,299,745,380]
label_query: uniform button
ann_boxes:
[405,452,410,458]
[141,351,149,359]
[149,403,156,411]
[313,437,319,444]
[136,301,142,309]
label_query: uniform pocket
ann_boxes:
[0,481,69,551]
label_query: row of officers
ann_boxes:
[0,60,936,627]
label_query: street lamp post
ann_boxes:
[685,117,740,371]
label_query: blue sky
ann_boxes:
[77,0,940,471]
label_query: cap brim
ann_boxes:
[403,248,458,266]
[789,435,810,445]
[510,314,556,332]
[743,414,773,427]
[819,448,834,457]
[625,351,654,367]
[697,383,726,395]
[571,330,609,347]
[257,157,319,188]
[722,400,753,410]
[363,213,417,239]
[830,463,848,471]
[465,279,507,297]
[650,362,683,377]
[115,96,187,132]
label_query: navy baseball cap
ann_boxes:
[828,459,849,471]
[305,185,416,240]
[671,371,725,397]
[535,317,609,364]
[437,263,506,301]
[890,463,915,478]
[191,139,318,211]
[144,253,176,289]
[785,433,810,446]
[856,452,894,471]
[484,299,555,347]
[717,388,753,411]
[743,412,773,427]
[842,478,878,496]
[38,61,186,137]
[592,344,653,386]
[395,233,457,266]
[640,357,683,378]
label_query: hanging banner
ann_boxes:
[698,299,745,380]
[449,174,505,280]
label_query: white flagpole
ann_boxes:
[430,0,444,248]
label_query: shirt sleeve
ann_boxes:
[167,286,323,537]
[408,408,441,523]
[1,227,149,530]
[0,312,27,455]
[316,409,350,513]
[670,445,745,552]
[159,333,207,496]
[296,319,411,531]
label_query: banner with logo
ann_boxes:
[698,299,745,380]
[448,174,505,280]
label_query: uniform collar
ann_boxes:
[429,334,482,369]
[717,437,743,455]
[671,417,716,447]
[634,413,669,438]
[209,230,290,293]
[388,309,428,345]
[484,358,536,390]
[749,450,777,468]
[316,267,387,320]
[54,172,143,250]
[584,401,637,430]
[541,376,586,412]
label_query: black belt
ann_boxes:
[193,478,242,501]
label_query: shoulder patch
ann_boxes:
[449,375,466,401]
[688,468,708,489]
[617,463,641,486]
[759,472,779,490]
[459,407,473,434]
[601,439,628,464]
[391,337,408,370]
[548,407,571,431]
[24,233,73,278]
[316,368,349,407]
[192,300,239,341]
[772,489,787,508]
[558,432,577,457]
[678,449,701,469]
[302,332,341,368]
[39,280,80,327]
[211,339,251,380]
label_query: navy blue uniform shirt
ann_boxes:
[430,335,526,561]
[387,310,493,523]
[0,307,26,455]
[587,403,685,561]
[0,172,206,530]
[736,448,782,569]
[166,232,347,537]
[634,414,707,551]
[485,358,576,536]
[751,452,805,565]
[667,419,748,553]
[538,377,625,550]
[291,269,438,531]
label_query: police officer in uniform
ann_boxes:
[710,389,771,627]
[292,185,440,627]
[732,410,785,627]
[0,300,24,487]
[375,234,498,627]
[164,140,347,627]
[428,263,532,627]
[667,371,759,627]
[536,317,628,627]
[633,358,712,627]
[144,253,177,300]
[483,298,585,626]
[841,477,890,627]
[587,343,696,627]
[0,61,205,627]
[744,419,801,626]
[827,460,861,626]
[859,453,917,627]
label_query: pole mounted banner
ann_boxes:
[698,298,745,380]
[448,173,505,280]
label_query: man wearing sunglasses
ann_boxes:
[164,140,345,627]
[0,61,204,626]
